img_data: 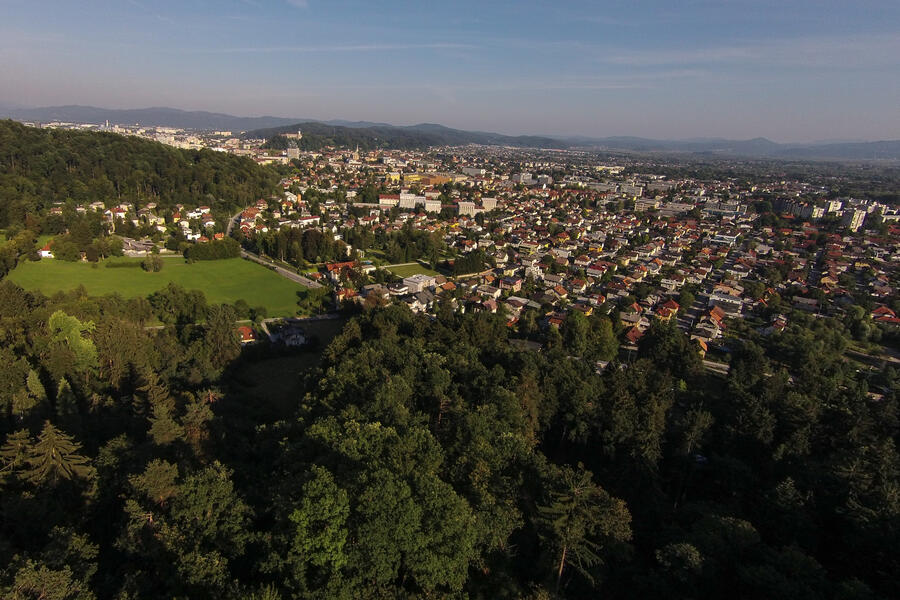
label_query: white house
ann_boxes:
[403,274,436,294]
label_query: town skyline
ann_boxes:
[4,103,899,156]
[2,0,899,142]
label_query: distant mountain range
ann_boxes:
[559,136,900,161]
[2,104,898,160]
[245,121,564,150]
[0,105,301,132]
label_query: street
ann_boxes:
[240,250,322,288]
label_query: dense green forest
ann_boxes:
[249,221,446,268]
[0,120,279,228]
[246,227,350,266]
[0,276,897,598]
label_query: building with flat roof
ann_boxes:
[458,201,477,216]
[403,274,436,293]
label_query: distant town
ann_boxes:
[20,117,900,370]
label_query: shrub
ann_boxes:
[141,255,163,272]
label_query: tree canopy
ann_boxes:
[0,282,896,598]
[0,119,279,228]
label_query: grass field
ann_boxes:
[360,248,387,263]
[387,262,440,277]
[227,355,310,417]
[8,257,305,316]
[227,317,349,417]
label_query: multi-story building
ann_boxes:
[842,208,866,231]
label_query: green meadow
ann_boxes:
[386,262,440,277]
[8,257,305,316]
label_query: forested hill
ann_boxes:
[248,120,900,159]
[0,119,279,228]
[246,120,567,150]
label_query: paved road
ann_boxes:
[673,248,738,332]
[677,299,704,331]
[225,209,243,237]
[227,206,322,288]
[846,348,900,367]
[241,250,322,288]
[807,248,824,287]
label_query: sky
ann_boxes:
[1,0,898,142]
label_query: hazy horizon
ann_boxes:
[2,0,899,143]
[2,102,892,146]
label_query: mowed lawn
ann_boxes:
[9,257,305,316]
[227,317,348,417]
[387,262,440,277]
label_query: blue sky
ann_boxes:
[1,0,898,141]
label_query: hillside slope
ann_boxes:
[0,119,278,227]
